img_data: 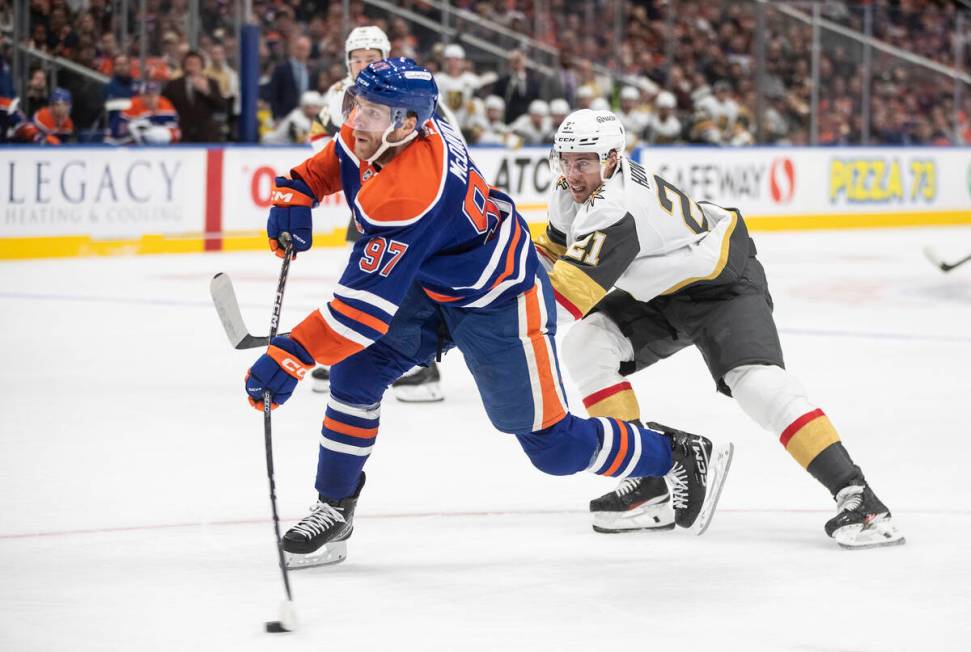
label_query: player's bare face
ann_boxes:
[349,49,384,79]
[51,101,70,121]
[346,97,394,159]
[559,153,602,203]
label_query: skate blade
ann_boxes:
[285,541,347,569]
[393,381,445,403]
[834,516,906,550]
[693,442,734,536]
[592,501,675,533]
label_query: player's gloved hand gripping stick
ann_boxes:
[267,177,316,258]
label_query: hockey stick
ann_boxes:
[261,233,298,633]
[210,273,290,349]
[211,234,299,632]
[923,246,971,273]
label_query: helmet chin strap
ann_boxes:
[366,125,420,164]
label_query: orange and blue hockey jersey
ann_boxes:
[15,107,74,144]
[288,117,538,366]
[116,95,180,143]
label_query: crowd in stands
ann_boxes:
[1,0,969,146]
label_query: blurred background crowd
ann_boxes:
[1,0,969,147]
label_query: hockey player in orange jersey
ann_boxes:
[115,81,180,144]
[14,87,74,144]
[242,59,734,568]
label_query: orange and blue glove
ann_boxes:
[267,176,317,258]
[245,336,315,410]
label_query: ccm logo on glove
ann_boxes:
[271,189,314,206]
[267,345,312,379]
[267,176,317,258]
[245,336,316,410]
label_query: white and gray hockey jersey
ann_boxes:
[536,156,748,319]
[309,76,353,153]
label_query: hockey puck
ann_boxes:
[265,621,289,633]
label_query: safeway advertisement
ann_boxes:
[634,147,971,218]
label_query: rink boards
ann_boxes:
[2,144,970,259]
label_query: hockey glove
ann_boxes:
[245,336,315,410]
[267,176,317,258]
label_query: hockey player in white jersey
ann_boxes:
[307,25,443,402]
[308,26,391,153]
[537,109,904,549]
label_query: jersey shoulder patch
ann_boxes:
[354,124,448,227]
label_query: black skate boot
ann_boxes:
[283,473,365,568]
[311,366,330,394]
[824,484,905,549]
[648,421,734,535]
[590,476,675,533]
[391,362,444,403]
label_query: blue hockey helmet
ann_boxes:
[50,87,72,105]
[342,57,438,131]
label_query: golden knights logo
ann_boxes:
[587,184,605,205]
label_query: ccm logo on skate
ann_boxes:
[694,450,708,487]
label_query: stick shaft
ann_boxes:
[263,236,295,602]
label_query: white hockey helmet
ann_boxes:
[443,43,466,60]
[550,109,626,179]
[345,26,391,67]
[484,95,505,112]
[528,99,550,116]
[656,91,677,109]
[549,98,570,116]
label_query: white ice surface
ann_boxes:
[2,227,970,651]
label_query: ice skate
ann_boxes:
[650,422,733,535]
[590,476,675,533]
[311,366,330,394]
[283,474,365,569]
[825,484,905,550]
[391,363,444,403]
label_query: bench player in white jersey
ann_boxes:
[537,109,904,549]
[307,26,443,402]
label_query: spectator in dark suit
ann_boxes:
[268,35,313,121]
[162,51,228,142]
[492,49,541,124]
